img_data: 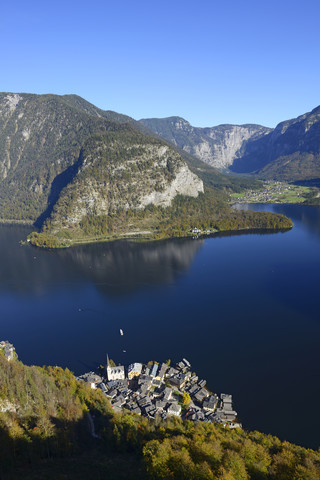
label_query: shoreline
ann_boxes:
[0,219,34,225]
[26,221,293,249]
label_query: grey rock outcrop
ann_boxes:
[231,105,320,181]
[139,116,271,170]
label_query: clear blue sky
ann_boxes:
[2,0,320,127]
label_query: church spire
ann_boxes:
[106,353,111,368]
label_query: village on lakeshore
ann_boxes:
[77,355,241,428]
[0,340,240,428]
[230,180,316,204]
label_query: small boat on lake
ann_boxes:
[120,329,124,336]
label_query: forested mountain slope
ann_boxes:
[0,93,202,224]
[1,352,320,480]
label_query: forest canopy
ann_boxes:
[0,353,318,480]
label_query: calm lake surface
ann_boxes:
[1,203,320,448]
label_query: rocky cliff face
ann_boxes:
[49,135,203,229]
[140,107,320,182]
[231,105,320,181]
[0,93,203,225]
[139,116,271,170]
[191,124,270,169]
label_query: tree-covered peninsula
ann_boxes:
[27,187,292,248]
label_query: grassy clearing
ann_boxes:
[230,192,246,198]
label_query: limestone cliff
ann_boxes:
[48,133,203,229]
[231,105,320,181]
[139,116,271,170]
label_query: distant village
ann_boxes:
[231,180,311,204]
[77,355,241,428]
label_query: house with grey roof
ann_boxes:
[221,393,233,405]
[78,372,103,389]
[138,374,152,385]
[215,393,237,422]
[163,387,173,401]
[155,400,166,410]
[183,358,191,368]
[145,405,156,416]
[167,403,181,416]
[157,363,168,380]
[167,367,179,377]
[203,395,218,411]
[168,373,187,389]
[152,379,162,388]
[106,389,118,399]
[137,396,151,408]
[137,384,149,395]
[194,388,209,403]
[188,384,199,395]
[131,406,142,415]
[98,382,107,393]
[176,361,185,370]
[188,410,205,422]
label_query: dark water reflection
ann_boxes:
[1,205,320,449]
[0,227,202,295]
[59,238,203,296]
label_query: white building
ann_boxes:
[106,354,125,381]
[167,403,181,416]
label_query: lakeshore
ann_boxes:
[77,356,240,428]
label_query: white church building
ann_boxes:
[106,354,125,381]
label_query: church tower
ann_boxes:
[106,353,111,379]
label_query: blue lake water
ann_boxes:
[1,203,320,448]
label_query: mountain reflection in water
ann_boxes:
[0,226,202,296]
[59,238,204,296]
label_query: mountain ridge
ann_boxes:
[139,116,271,170]
[140,106,320,182]
[231,104,320,180]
